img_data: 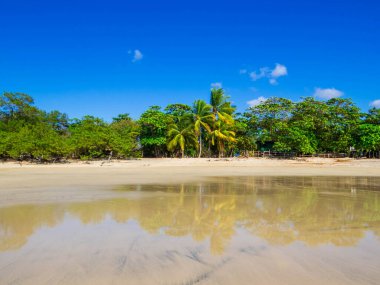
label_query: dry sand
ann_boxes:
[1,157,380,189]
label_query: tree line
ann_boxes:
[0,90,379,161]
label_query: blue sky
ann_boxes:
[1,0,379,120]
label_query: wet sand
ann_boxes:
[1,157,380,207]
[1,160,380,284]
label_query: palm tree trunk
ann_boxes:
[181,149,184,158]
[198,128,202,158]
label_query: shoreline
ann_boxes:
[1,156,379,166]
[1,157,380,187]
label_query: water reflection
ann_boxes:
[1,176,380,254]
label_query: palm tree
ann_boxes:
[193,100,213,158]
[167,115,197,158]
[209,120,236,157]
[208,88,236,157]
[210,88,235,124]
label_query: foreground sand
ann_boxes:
[1,158,380,285]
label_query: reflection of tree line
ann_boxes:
[1,177,380,254]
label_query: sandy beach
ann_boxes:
[0,157,379,205]
[1,158,380,285]
[1,157,380,188]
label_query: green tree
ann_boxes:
[167,115,197,158]
[0,92,36,121]
[68,116,111,160]
[139,106,170,157]
[273,126,317,154]
[323,98,361,152]
[193,100,213,157]
[357,124,380,157]
[164,104,192,121]
[247,97,293,149]
[233,114,257,156]
[364,108,380,125]
[208,88,236,157]
[0,92,68,161]
[210,88,235,124]
[109,114,141,158]
[209,120,236,157]
[291,97,329,152]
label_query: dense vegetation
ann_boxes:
[0,90,379,161]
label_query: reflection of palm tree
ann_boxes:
[193,100,213,157]
[0,204,64,251]
[2,177,380,253]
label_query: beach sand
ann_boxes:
[1,157,380,187]
[0,157,379,206]
[1,158,380,285]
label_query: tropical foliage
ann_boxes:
[0,90,379,161]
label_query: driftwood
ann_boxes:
[101,151,113,166]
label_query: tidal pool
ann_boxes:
[0,176,380,284]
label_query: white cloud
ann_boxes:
[248,64,287,85]
[269,78,277,85]
[211,82,222,89]
[271,63,287,78]
[133,49,143,62]
[249,67,270,81]
[247,96,267,107]
[370,100,380,108]
[130,49,143,62]
[314,88,343,99]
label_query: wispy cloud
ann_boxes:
[239,69,247,74]
[370,99,380,108]
[247,63,287,85]
[269,78,278,85]
[314,87,343,99]
[249,67,270,81]
[128,49,143,62]
[247,96,267,107]
[211,82,222,89]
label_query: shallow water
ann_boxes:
[0,176,380,284]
